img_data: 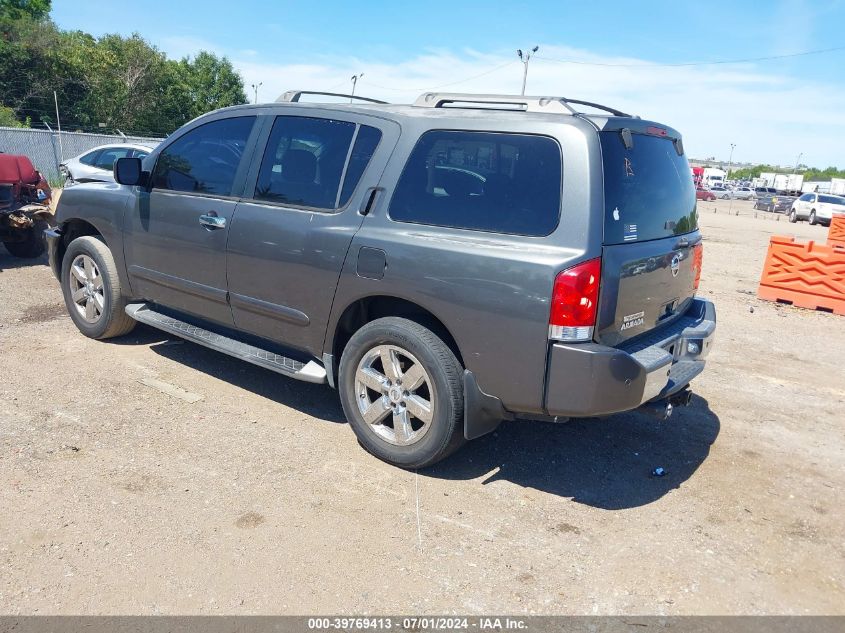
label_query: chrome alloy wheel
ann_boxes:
[68,254,105,323]
[354,344,434,446]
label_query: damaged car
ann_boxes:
[0,154,53,258]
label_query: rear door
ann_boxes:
[225,112,400,357]
[596,129,701,347]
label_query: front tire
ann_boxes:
[338,317,465,468]
[3,219,48,258]
[809,210,817,225]
[61,235,136,339]
[789,209,797,222]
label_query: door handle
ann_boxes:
[199,213,226,230]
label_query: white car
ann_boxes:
[60,143,154,184]
[710,186,755,200]
[789,192,845,226]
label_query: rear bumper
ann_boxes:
[544,298,716,417]
[45,227,62,280]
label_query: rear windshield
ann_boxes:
[601,131,697,244]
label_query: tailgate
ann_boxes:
[596,233,700,346]
[596,127,700,347]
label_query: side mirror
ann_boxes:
[114,157,143,186]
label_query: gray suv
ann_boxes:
[45,90,716,468]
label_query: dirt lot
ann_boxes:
[1,199,843,615]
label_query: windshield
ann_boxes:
[601,131,697,244]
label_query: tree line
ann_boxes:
[0,0,248,137]
[729,164,845,183]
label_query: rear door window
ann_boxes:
[79,150,100,166]
[94,147,130,170]
[601,131,697,244]
[389,130,562,236]
[254,116,370,210]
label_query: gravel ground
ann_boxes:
[0,199,843,615]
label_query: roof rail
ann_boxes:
[413,92,631,117]
[276,90,388,105]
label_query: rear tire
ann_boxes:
[338,317,465,468]
[2,219,48,258]
[809,210,817,225]
[60,235,136,339]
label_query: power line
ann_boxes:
[362,60,517,93]
[535,45,845,68]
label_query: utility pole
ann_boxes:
[350,74,363,102]
[517,46,539,96]
[793,152,803,174]
[251,82,263,104]
[53,90,64,163]
[727,143,736,179]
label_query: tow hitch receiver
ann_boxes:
[639,388,693,421]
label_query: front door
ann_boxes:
[225,112,399,357]
[124,116,258,326]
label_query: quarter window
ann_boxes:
[339,125,382,207]
[388,130,562,236]
[152,116,255,196]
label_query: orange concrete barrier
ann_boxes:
[828,213,845,248]
[757,236,845,316]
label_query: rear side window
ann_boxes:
[389,130,562,236]
[152,116,255,196]
[255,116,368,210]
[819,195,845,205]
[601,131,697,244]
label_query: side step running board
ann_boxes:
[125,303,327,384]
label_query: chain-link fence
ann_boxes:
[0,127,164,182]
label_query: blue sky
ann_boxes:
[52,0,845,167]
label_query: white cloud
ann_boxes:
[203,42,843,167]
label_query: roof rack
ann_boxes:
[412,92,631,117]
[276,90,388,105]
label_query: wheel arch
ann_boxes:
[328,294,465,380]
[54,218,107,275]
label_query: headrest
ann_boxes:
[281,149,317,183]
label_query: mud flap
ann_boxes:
[463,370,506,440]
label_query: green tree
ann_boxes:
[0,5,248,135]
[176,52,248,121]
[0,104,27,126]
[0,0,50,20]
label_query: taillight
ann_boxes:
[692,243,704,291]
[549,258,601,342]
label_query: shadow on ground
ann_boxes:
[132,325,346,425]
[428,395,720,509]
[0,246,48,272]
[119,325,720,509]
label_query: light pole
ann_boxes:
[517,46,539,96]
[350,73,364,102]
[251,82,263,104]
[727,143,736,179]
[793,152,803,174]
